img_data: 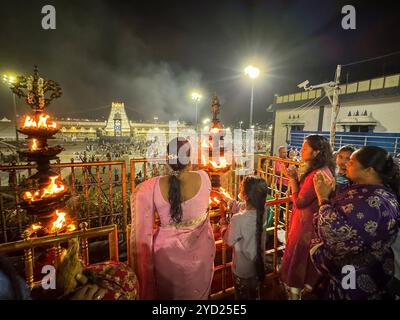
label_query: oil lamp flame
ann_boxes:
[210,157,227,169]
[42,176,65,197]
[25,223,43,236]
[50,210,66,233]
[22,114,57,129]
[219,187,233,201]
[31,224,42,231]
[27,223,43,234]
[23,175,66,202]
[31,139,38,151]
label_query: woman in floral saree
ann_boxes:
[312,146,400,299]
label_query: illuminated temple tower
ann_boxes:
[104,102,131,137]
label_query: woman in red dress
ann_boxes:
[280,135,335,299]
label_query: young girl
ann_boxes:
[219,176,268,300]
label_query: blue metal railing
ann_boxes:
[289,131,400,155]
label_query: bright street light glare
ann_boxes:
[2,74,16,85]
[244,65,260,79]
[191,92,202,101]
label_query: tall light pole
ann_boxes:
[191,92,202,131]
[244,65,260,129]
[2,74,19,158]
[298,64,342,147]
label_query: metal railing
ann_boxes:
[0,160,127,244]
[290,131,400,155]
[128,155,295,299]
[1,155,294,299]
[0,223,119,288]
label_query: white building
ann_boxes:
[0,101,190,142]
[269,73,400,155]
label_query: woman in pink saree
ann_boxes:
[130,137,216,299]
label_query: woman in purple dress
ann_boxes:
[280,135,335,299]
[312,146,400,299]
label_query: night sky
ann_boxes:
[0,0,400,127]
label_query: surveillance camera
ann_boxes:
[297,80,310,89]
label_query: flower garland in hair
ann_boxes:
[169,170,180,177]
[167,154,180,176]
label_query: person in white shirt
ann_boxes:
[219,176,268,300]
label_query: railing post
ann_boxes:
[22,231,34,288]
[126,224,132,267]
[79,222,89,266]
[108,224,119,262]
[273,193,279,274]
[130,160,135,193]
[121,162,127,236]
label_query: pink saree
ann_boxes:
[130,170,216,300]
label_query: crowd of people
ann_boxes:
[276,137,400,300]
[1,134,400,300]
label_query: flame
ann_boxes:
[41,176,65,197]
[209,194,222,207]
[210,157,228,169]
[22,114,57,129]
[50,211,76,233]
[26,211,76,235]
[23,175,66,202]
[37,115,49,127]
[24,116,37,128]
[50,210,66,233]
[27,223,43,234]
[31,139,38,151]
[220,187,233,201]
[31,224,42,231]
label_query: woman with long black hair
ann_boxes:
[130,137,216,299]
[280,135,335,299]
